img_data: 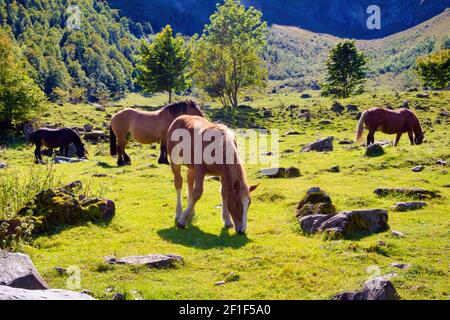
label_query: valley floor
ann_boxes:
[0,90,449,299]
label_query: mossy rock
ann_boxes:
[17,184,115,234]
[296,190,336,217]
[365,144,385,157]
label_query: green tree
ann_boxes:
[321,41,368,98]
[0,28,46,128]
[135,25,189,103]
[416,49,450,89]
[191,0,267,108]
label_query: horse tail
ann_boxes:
[110,126,117,156]
[355,111,368,143]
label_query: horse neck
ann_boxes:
[412,117,423,136]
[69,130,82,147]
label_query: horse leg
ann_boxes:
[177,167,205,229]
[34,145,43,164]
[394,133,403,147]
[408,130,415,145]
[186,169,196,221]
[158,139,170,165]
[172,164,184,222]
[221,185,233,229]
[123,140,131,165]
[116,136,126,166]
[367,130,376,146]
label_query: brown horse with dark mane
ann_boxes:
[167,115,259,234]
[109,100,204,166]
[356,108,425,146]
[29,128,87,163]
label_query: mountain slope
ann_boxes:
[108,0,450,39]
[266,9,450,90]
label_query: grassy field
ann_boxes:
[0,90,449,300]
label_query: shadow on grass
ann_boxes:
[158,225,251,249]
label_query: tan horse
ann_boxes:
[109,100,204,166]
[167,115,259,234]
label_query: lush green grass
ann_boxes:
[0,90,449,300]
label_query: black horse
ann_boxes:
[28,128,87,163]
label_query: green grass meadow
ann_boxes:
[0,90,449,300]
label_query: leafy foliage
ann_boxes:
[136,25,189,103]
[191,0,268,108]
[416,49,450,89]
[0,0,138,102]
[321,41,368,98]
[0,27,46,127]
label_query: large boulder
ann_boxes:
[333,278,400,300]
[17,181,115,234]
[260,167,300,179]
[0,251,49,290]
[374,188,440,199]
[105,254,183,269]
[0,285,95,300]
[296,188,336,218]
[330,102,344,114]
[365,144,385,157]
[301,137,334,152]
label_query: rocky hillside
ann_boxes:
[108,0,450,39]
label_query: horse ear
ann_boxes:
[249,184,260,193]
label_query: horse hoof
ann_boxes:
[158,158,170,165]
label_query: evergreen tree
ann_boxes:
[135,25,189,103]
[321,41,368,98]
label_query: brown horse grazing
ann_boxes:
[167,115,259,234]
[109,100,204,166]
[28,128,87,163]
[356,108,425,146]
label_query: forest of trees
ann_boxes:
[0,0,138,102]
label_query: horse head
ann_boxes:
[76,144,88,159]
[226,179,259,235]
[415,132,425,145]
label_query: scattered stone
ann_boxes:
[319,120,332,125]
[92,174,109,178]
[0,285,95,300]
[365,144,385,157]
[377,240,386,246]
[416,93,430,99]
[54,156,86,164]
[0,162,7,169]
[84,130,108,142]
[414,105,428,111]
[301,136,334,152]
[263,110,273,118]
[391,230,405,238]
[96,106,106,112]
[0,251,49,290]
[83,124,93,133]
[402,100,410,108]
[300,93,312,99]
[330,102,344,114]
[333,278,400,300]
[439,111,449,117]
[260,167,300,179]
[105,254,183,269]
[390,263,411,270]
[53,267,66,276]
[436,159,447,166]
[328,165,340,173]
[17,182,115,234]
[111,293,125,300]
[412,165,424,172]
[374,188,439,199]
[338,139,354,145]
[346,104,359,112]
[296,188,336,218]
[393,202,427,212]
[214,281,226,286]
[284,131,302,136]
[283,149,295,154]
[299,214,334,234]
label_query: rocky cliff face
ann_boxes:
[108,0,449,38]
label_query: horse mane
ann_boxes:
[162,100,204,118]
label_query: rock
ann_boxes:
[263,110,273,118]
[296,188,336,218]
[0,285,95,300]
[62,180,83,193]
[412,165,424,172]
[84,130,108,142]
[374,188,439,199]
[96,106,106,112]
[390,263,411,270]
[237,105,253,110]
[319,120,332,125]
[436,159,447,166]
[318,209,389,237]
[284,131,302,136]
[260,167,300,179]
[83,124,93,133]
[283,149,295,154]
[0,251,49,290]
[402,100,410,108]
[105,254,183,269]
[301,136,334,152]
[392,202,427,212]
[330,102,344,114]
[53,267,66,276]
[17,184,115,234]
[346,104,359,112]
[111,293,125,300]
[365,144,385,157]
[414,105,428,111]
[299,214,334,234]
[328,165,340,173]
[333,278,400,300]
[391,230,405,237]
[416,93,430,99]
[214,281,226,286]
[300,93,312,99]
[54,157,86,164]
[439,111,449,117]
[0,162,7,169]
[338,139,354,145]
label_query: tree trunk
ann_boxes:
[168,89,172,104]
